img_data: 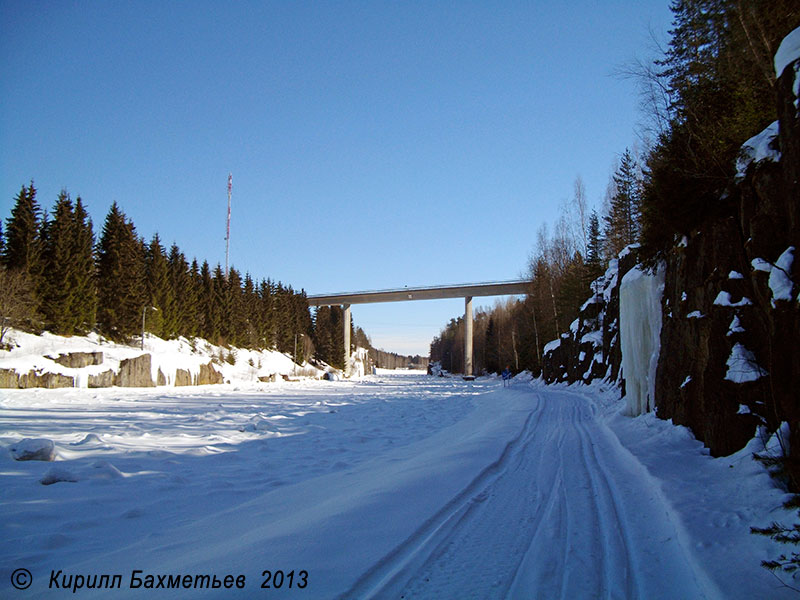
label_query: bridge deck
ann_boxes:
[307,280,530,306]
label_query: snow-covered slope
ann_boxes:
[0,329,324,388]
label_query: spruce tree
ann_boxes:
[3,182,42,282]
[39,191,77,333]
[96,202,146,339]
[169,246,197,338]
[604,149,642,256]
[71,197,96,332]
[197,261,219,343]
[586,210,604,282]
[258,278,275,349]
[144,234,175,339]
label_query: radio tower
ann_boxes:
[225,173,232,279]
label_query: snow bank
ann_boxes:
[620,264,665,416]
[774,25,800,78]
[751,247,797,307]
[725,342,768,384]
[0,328,325,388]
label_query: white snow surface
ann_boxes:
[620,264,665,416]
[1,375,793,598]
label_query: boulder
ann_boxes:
[10,438,56,461]
[50,352,103,368]
[18,370,74,389]
[195,362,223,385]
[0,368,19,388]
[174,368,193,386]
[115,354,155,387]
[88,370,115,388]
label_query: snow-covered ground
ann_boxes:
[0,372,794,599]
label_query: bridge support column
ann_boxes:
[464,296,473,377]
[343,304,351,377]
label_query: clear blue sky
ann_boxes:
[1,0,672,356]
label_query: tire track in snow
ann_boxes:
[341,390,718,600]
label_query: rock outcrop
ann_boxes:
[49,352,104,368]
[115,354,157,387]
[656,35,800,464]
[0,353,223,389]
[542,249,638,386]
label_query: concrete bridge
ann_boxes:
[307,280,530,377]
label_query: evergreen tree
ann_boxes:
[212,264,229,344]
[485,316,499,374]
[258,278,276,349]
[144,234,175,338]
[39,191,77,333]
[586,210,604,282]
[224,267,245,346]
[2,182,42,282]
[197,261,218,342]
[96,202,146,338]
[169,247,198,338]
[642,0,799,254]
[70,197,96,332]
[604,149,642,256]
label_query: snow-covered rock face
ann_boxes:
[619,265,665,417]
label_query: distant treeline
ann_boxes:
[0,185,362,367]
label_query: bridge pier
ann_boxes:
[343,304,351,377]
[464,296,473,377]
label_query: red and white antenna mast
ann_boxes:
[225,173,232,279]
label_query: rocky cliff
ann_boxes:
[542,28,799,483]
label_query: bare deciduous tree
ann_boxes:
[0,269,37,347]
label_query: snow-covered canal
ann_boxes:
[0,373,790,598]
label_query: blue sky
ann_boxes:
[1,1,672,356]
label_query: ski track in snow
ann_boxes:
[343,392,714,600]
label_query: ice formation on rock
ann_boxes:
[620,265,665,416]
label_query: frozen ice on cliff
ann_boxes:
[620,264,665,416]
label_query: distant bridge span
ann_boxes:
[307,280,530,377]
